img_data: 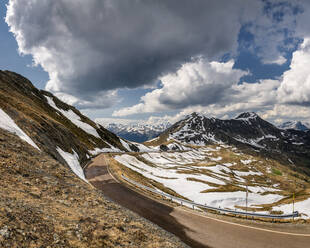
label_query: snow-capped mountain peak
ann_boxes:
[278,121,310,131]
[101,122,171,142]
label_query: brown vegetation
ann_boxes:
[0,129,185,247]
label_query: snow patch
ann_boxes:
[56,147,87,182]
[240,159,253,165]
[120,139,132,152]
[131,142,158,152]
[89,143,122,155]
[210,156,222,161]
[234,136,265,149]
[272,198,310,219]
[0,108,40,150]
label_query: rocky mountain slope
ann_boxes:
[279,121,310,131]
[0,70,186,247]
[0,70,148,179]
[103,122,171,142]
[0,128,185,247]
[147,112,310,175]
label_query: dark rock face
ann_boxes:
[161,112,310,174]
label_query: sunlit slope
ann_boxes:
[112,144,310,219]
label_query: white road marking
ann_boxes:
[95,154,310,238]
[176,207,310,237]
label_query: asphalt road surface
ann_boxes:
[85,154,310,248]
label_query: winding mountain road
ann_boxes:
[85,154,310,248]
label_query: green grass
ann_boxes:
[272,168,282,176]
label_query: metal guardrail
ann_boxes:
[121,175,299,219]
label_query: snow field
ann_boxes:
[114,149,310,217]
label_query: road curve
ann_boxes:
[85,154,310,248]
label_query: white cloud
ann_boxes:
[167,79,279,120]
[262,104,310,124]
[262,55,287,65]
[277,38,310,104]
[95,115,172,127]
[95,118,141,126]
[54,90,119,109]
[113,59,248,116]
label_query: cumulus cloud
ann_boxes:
[263,56,287,66]
[54,90,119,109]
[128,80,309,125]
[5,0,261,106]
[113,59,249,116]
[277,38,310,104]
[175,79,279,119]
[113,53,307,124]
[262,104,310,124]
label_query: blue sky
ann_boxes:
[0,1,48,88]
[2,1,310,125]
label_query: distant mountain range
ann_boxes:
[278,121,310,131]
[102,122,171,143]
